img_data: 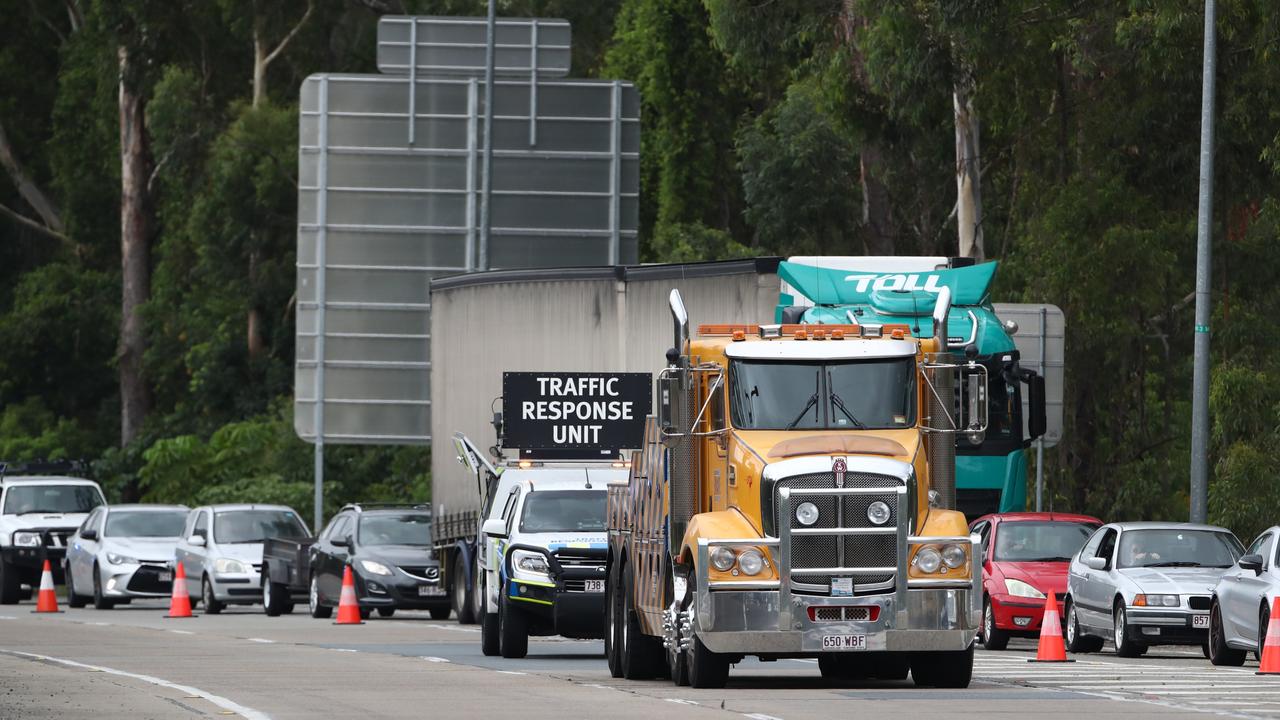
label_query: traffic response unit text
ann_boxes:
[502,372,651,453]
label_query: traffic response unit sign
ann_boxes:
[502,372,651,456]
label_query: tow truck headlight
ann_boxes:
[1004,578,1045,599]
[512,549,550,576]
[359,560,393,576]
[866,501,891,526]
[12,532,41,547]
[213,558,248,574]
[795,502,820,527]
[106,552,138,566]
[941,544,967,569]
[710,546,737,572]
[737,549,765,576]
[914,547,942,574]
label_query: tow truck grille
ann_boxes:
[775,471,900,595]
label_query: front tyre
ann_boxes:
[1207,601,1244,665]
[64,564,86,609]
[201,576,223,615]
[262,569,289,617]
[0,559,19,604]
[92,564,115,610]
[982,598,1009,651]
[1113,603,1144,658]
[453,553,476,625]
[911,646,974,688]
[309,574,332,619]
[1065,599,1103,653]
[481,609,500,656]
[498,592,528,659]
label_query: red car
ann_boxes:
[970,512,1103,650]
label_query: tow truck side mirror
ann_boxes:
[482,518,508,538]
[1026,372,1047,441]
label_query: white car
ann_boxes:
[0,470,105,603]
[174,504,310,613]
[1065,521,1243,657]
[1208,525,1280,665]
[64,504,188,609]
[478,468,621,658]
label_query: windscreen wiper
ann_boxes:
[785,393,819,430]
[1142,561,1201,568]
[1017,556,1072,562]
[829,391,867,430]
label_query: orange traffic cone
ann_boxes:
[1028,593,1073,663]
[32,560,62,613]
[334,565,364,625]
[1258,597,1280,675]
[166,562,195,618]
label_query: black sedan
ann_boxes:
[307,505,449,619]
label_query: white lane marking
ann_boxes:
[421,656,451,663]
[170,630,195,635]
[0,616,15,620]
[582,683,615,690]
[495,670,526,675]
[665,699,698,705]
[743,714,785,720]
[329,648,358,653]
[89,622,111,626]
[425,624,481,634]
[0,649,270,720]
[246,638,274,644]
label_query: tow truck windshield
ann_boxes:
[728,358,915,430]
[519,491,606,533]
[2,485,102,515]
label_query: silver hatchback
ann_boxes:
[1208,525,1280,665]
[1065,521,1243,657]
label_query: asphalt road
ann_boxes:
[0,597,1276,719]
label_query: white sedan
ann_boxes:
[65,504,189,609]
[1208,525,1280,665]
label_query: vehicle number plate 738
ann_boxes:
[821,634,868,651]
[584,580,605,593]
[1192,614,1210,629]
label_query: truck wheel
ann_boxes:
[92,564,115,610]
[499,592,528,659]
[911,646,974,688]
[453,553,476,625]
[605,567,623,678]
[620,562,661,679]
[262,569,288,617]
[64,564,86,608]
[429,606,449,620]
[982,598,1009,651]
[1113,603,1144,658]
[665,563,689,687]
[309,574,332,619]
[818,654,864,683]
[1065,599,1103,653]
[201,576,223,614]
[0,559,19,604]
[687,631,730,688]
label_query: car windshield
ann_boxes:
[519,491,606,533]
[1117,529,1243,569]
[104,510,188,538]
[994,521,1097,562]
[2,485,102,515]
[358,513,431,546]
[214,510,308,544]
[729,358,915,430]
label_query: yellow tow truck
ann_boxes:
[605,288,986,688]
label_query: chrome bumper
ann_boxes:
[691,483,982,655]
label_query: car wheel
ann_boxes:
[453,553,476,625]
[1113,603,1143,658]
[202,576,223,615]
[92,564,114,610]
[0,559,19,605]
[309,574,332,619]
[498,591,528,659]
[912,646,975,688]
[982,598,1009,651]
[1206,600,1245,665]
[1065,599,1103,653]
[262,570,288,617]
[64,564,86,609]
[481,606,500,656]
[377,607,396,618]
[1260,603,1273,663]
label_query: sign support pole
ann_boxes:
[1035,306,1046,512]
[312,77,332,533]
[478,0,496,271]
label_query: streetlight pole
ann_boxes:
[1189,0,1217,524]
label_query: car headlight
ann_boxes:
[941,544,967,569]
[359,559,393,576]
[1004,578,1046,599]
[795,502,820,527]
[866,501,891,526]
[106,552,138,565]
[914,546,942,574]
[710,546,737,572]
[1135,594,1179,607]
[213,558,248,574]
[511,549,550,576]
[737,548,766,576]
[12,531,41,547]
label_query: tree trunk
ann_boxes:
[859,143,896,255]
[119,45,153,448]
[953,80,984,261]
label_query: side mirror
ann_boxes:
[80,529,98,541]
[482,518,508,538]
[189,535,206,548]
[657,373,679,435]
[1085,556,1107,571]
[1240,554,1265,575]
[1026,372,1047,441]
[331,536,350,548]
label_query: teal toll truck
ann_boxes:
[775,256,1047,517]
